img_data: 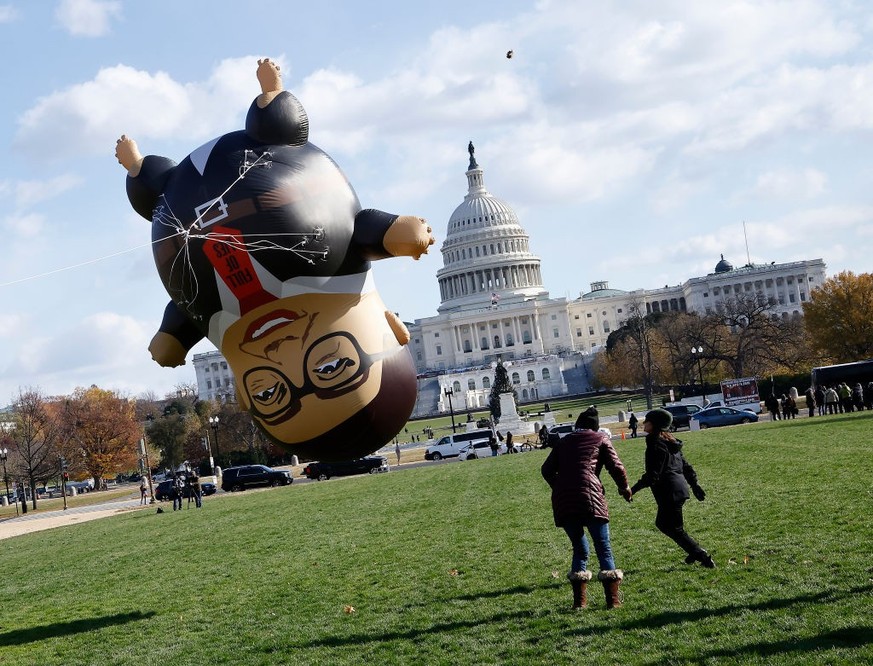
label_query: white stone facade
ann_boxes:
[192,350,235,402]
[407,146,827,415]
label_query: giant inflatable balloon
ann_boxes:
[116,58,433,462]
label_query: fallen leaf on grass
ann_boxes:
[343,605,355,614]
[551,571,560,579]
[728,558,737,565]
[449,569,459,576]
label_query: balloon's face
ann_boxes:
[222,291,397,444]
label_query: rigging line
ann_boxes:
[0,228,188,289]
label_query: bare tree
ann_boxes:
[8,388,61,509]
[703,292,786,378]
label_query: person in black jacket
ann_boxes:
[630,408,715,568]
[541,406,633,609]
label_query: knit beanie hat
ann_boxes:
[644,408,673,431]
[574,406,600,431]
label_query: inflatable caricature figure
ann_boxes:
[116,59,434,461]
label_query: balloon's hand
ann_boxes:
[385,311,411,345]
[256,58,283,107]
[383,216,434,260]
[148,332,188,368]
[115,135,143,177]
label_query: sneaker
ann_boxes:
[699,552,716,568]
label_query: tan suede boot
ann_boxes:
[598,569,624,609]
[567,570,592,609]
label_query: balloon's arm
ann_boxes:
[147,302,204,368]
[353,209,434,261]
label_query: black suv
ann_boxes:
[302,456,389,481]
[154,477,217,501]
[220,465,293,492]
[663,404,702,430]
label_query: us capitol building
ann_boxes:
[193,144,827,418]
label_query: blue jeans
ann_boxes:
[562,518,616,572]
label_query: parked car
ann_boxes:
[691,406,759,429]
[545,423,613,447]
[66,480,93,494]
[424,429,493,460]
[663,404,702,430]
[546,423,575,447]
[458,441,501,460]
[220,465,293,492]
[302,456,390,480]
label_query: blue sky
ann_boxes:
[1,0,872,403]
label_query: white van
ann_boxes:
[424,429,494,460]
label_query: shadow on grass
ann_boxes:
[0,611,155,647]
[292,608,548,649]
[573,583,872,635]
[689,625,873,663]
[399,583,550,609]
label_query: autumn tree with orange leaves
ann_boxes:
[61,386,140,489]
[803,271,873,364]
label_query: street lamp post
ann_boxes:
[209,416,221,473]
[202,433,214,474]
[692,346,705,406]
[444,388,457,433]
[0,445,18,516]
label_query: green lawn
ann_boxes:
[1,412,871,665]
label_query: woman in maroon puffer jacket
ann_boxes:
[541,406,632,610]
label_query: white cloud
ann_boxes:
[55,0,121,37]
[2,212,44,238]
[13,174,83,209]
[752,168,828,200]
[0,4,18,22]
[13,56,275,161]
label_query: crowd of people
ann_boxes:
[765,381,873,420]
[541,406,713,611]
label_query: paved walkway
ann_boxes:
[0,499,150,540]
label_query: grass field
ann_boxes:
[1,412,871,665]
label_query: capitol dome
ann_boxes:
[714,254,734,274]
[436,144,548,313]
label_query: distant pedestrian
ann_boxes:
[628,412,638,438]
[395,441,402,466]
[541,406,632,610]
[505,431,514,454]
[765,394,781,421]
[852,383,864,411]
[538,424,549,448]
[489,435,499,457]
[172,474,183,511]
[815,386,826,416]
[825,386,839,415]
[838,383,852,413]
[804,387,816,418]
[630,409,715,569]
[780,395,792,420]
[139,478,148,505]
[189,471,202,508]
